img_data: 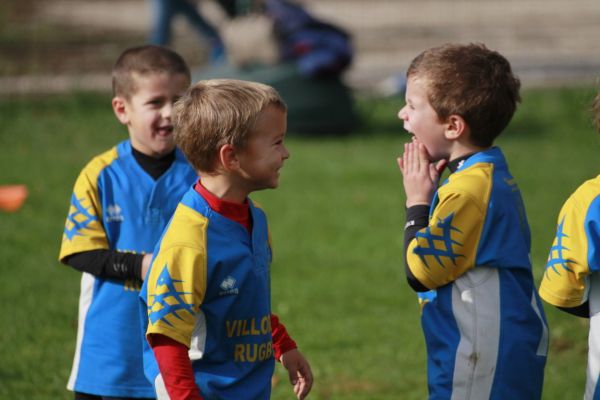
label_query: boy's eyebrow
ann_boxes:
[144,94,166,103]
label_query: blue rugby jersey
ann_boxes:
[540,175,600,400]
[59,140,196,397]
[406,147,548,399]
[140,187,275,399]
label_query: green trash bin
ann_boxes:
[192,62,357,135]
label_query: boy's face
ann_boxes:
[398,77,450,161]
[113,72,190,158]
[235,106,289,192]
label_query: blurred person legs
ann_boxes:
[149,0,225,62]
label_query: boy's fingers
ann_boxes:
[397,157,405,173]
[295,377,310,400]
[407,142,417,172]
[435,159,448,174]
[417,142,431,168]
[294,365,313,399]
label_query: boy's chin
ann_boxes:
[430,155,449,163]
[150,144,176,158]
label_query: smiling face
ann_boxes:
[397,77,450,161]
[113,72,190,158]
[235,105,289,193]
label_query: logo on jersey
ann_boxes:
[64,193,98,240]
[219,275,239,296]
[417,290,437,312]
[413,212,465,269]
[148,264,194,326]
[106,204,124,223]
[545,217,575,278]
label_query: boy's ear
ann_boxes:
[444,114,468,140]
[111,96,130,125]
[218,144,240,172]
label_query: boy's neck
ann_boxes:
[448,140,488,163]
[199,174,248,204]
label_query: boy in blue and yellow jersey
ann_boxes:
[539,92,600,399]
[397,43,548,399]
[139,79,313,400]
[59,45,197,400]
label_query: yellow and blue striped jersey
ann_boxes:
[58,140,196,397]
[406,147,548,399]
[140,187,275,399]
[539,174,600,399]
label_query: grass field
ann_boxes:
[1,86,599,399]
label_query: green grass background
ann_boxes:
[1,87,599,399]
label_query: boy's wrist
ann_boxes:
[406,199,430,207]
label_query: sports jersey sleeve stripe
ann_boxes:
[407,165,491,289]
[59,147,118,262]
[585,195,600,272]
[146,204,208,347]
[539,183,599,307]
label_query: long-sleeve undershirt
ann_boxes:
[150,179,297,400]
[62,147,175,280]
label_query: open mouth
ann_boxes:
[156,126,173,136]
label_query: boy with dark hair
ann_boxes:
[140,79,313,399]
[539,92,600,399]
[397,43,548,399]
[59,45,197,399]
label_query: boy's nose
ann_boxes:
[162,103,173,119]
[397,106,407,120]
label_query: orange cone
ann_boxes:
[0,185,28,212]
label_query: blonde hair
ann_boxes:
[173,79,287,172]
[112,45,190,99]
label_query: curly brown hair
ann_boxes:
[407,43,521,147]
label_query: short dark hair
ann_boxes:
[407,43,521,147]
[112,45,190,98]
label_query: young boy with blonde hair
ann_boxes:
[397,43,548,399]
[140,79,313,399]
[59,45,197,399]
[539,92,600,399]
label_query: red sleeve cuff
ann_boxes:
[150,334,204,400]
[270,314,297,361]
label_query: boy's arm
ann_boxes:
[272,314,313,400]
[558,302,590,318]
[150,334,203,400]
[539,193,598,313]
[403,205,431,292]
[398,140,450,290]
[63,249,147,280]
[271,313,297,360]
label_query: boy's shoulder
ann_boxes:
[440,161,495,208]
[77,140,136,180]
[566,174,600,211]
[78,141,130,177]
[573,174,600,196]
[159,194,210,252]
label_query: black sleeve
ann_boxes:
[558,302,590,318]
[63,249,144,281]
[404,205,430,292]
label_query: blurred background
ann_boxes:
[2,1,600,399]
[2,0,600,95]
